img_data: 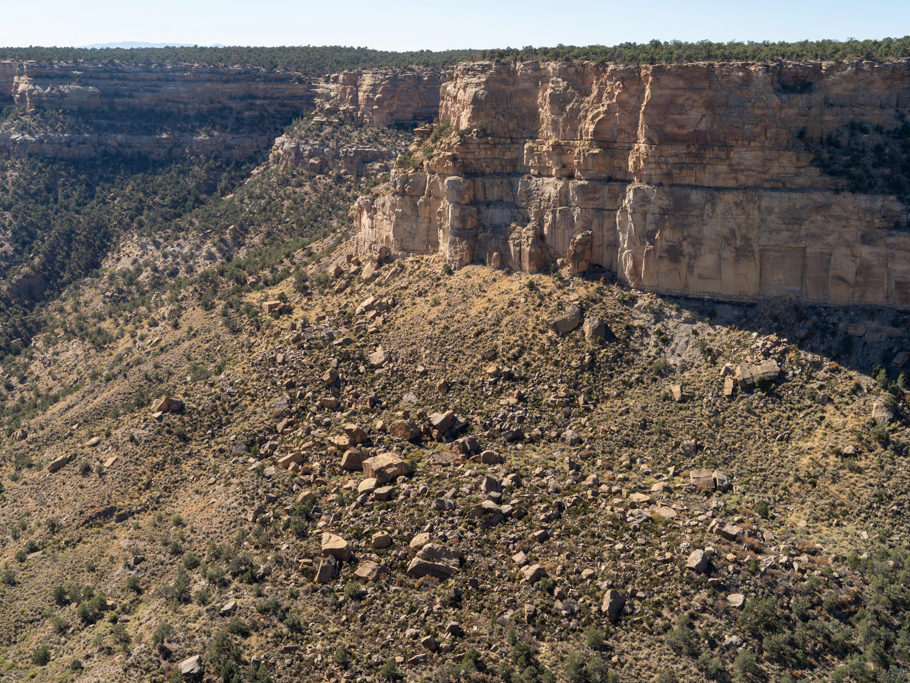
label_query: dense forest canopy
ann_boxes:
[1,38,910,73]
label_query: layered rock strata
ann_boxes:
[319,68,442,126]
[269,136,398,175]
[1,61,316,113]
[0,60,317,159]
[354,60,910,308]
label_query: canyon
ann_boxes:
[4,57,910,308]
[353,60,910,309]
[0,61,441,161]
[1,45,910,683]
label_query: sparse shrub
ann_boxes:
[333,642,351,668]
[870,423,890,446]
[31,645,50,666]
[874,365,890,390]
[585,626,605,650]
[378,659,399,681]
[255,598,281,615]
[207,630,243,682]
[53,586,70,606]
[49,614,68,634]
[160,568,190,606]
[738,596,778,638]
[564,651,588,682]
[76,593,106,625]
[459,648,482,673]
[733,647,761,681]
[696,652,726,680]
[666,614,699,657]
[282,611,302,633]
[206,563,227,586]
[652,358,670,375]
[286,515,308,539]
[226,617,250,637]
[110,622,131,651]
[343,580,364,601]
[125,575,142,594]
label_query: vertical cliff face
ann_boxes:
[353,60,910,308]
[319,68,442,126]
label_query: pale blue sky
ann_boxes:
[2,0,908,50]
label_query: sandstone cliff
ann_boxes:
[319,68,442,126]
[353,60,910,309]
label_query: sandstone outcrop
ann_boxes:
[354,60,910,309]
[269,137,397,174]
[319,68,442,126]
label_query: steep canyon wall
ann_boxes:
[0,60,318,159]
[353,60,910,308]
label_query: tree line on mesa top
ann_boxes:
[1,38,910,73]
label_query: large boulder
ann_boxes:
[583,316,608,343]
[362,453,412,483]
[406,543,461,579]
[389,419,421,441]
[734,359,780,388]
[321,533,352,561]
[551,305,583,335]
[686,549,709,573]
[601,589,626,623]
[47,453,73,473]
[178,655,203,678]
[153,396,184,413]
[428,411,456,436]
[340,448,368,471]
[566,230,593,275]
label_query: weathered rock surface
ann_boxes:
[321,533,352,561]
[319,68,443,126]
[406,543,460,579]
[355,60,910,309]
[270,137,398,175]
[361,453,412,483]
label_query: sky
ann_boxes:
[1,0,909,50]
